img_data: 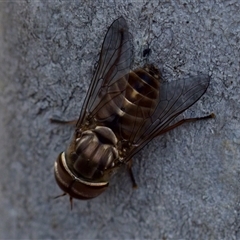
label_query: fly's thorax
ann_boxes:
[66,126,119,181]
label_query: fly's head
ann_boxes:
[54,126,119,200]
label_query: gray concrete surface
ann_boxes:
[0,1,239,239]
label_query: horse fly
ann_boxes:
[52,17,214,207]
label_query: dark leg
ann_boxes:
[157,113,215,136]
[54,192,67,199]
[53,193,73,210]
[70,196,73,210]
[127,159,138,188]
[50,118,77,126]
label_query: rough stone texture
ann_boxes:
[0,1,239,239]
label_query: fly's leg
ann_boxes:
[54,192,67,199]
[157,113,215,136]
[54,192,73,210]
[50,118,77,126]
[127,159,138,188]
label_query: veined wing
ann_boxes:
[125,74,210,161]
[77,17,133,127]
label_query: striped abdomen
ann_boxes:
[95,64,161,141]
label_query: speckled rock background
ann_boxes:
[0,1,239,239]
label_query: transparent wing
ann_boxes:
[76,17,133,127]
[126,74,210,161]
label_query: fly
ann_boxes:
[51,17,214,206]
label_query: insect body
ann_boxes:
[53,17,213,202]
